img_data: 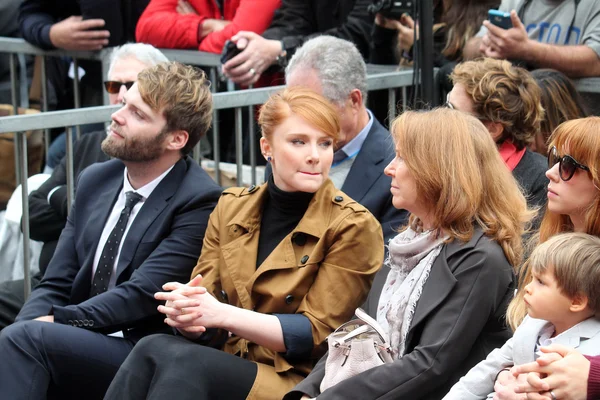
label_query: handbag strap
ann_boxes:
[330,308,390,346]
[355,307,389,345]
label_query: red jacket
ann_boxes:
[136,0,281,54]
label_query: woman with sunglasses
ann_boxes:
[493,116,600,400]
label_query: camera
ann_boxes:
[368,0,413,20]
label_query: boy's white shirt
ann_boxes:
[442,316,600,400]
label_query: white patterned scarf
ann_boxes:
[376,228,447,358]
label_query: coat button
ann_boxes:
[89,320,94,327]
[220,290,228,302]
[285,295,294,304]
[77,320,83,327]
[334,196,343,202]
[83,320,89,327]
[293,233,307,246]
[68,320,73,326]
[248,184,257,193]
[300,255,309,264]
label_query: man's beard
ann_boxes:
[102,124,169,162]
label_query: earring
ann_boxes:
[267,156,272,162]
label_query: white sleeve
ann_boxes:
[442,337,515,400]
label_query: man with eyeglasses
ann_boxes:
[447,57,549,214]
[0,43,169,332]
[44,43,169,172]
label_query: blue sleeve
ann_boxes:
[274,314,314,359]
[18,0,56,49]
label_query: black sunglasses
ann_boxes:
[103,81,135,94]
[548,146,590,181]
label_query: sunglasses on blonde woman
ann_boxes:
[103,81,135,94]
[548,146,590,181]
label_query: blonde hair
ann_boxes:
[451,58,544,150]
[137,61,212,155]
[391,108,531,267]
[507,117,600,329]
[258,86,340,143]
[528,232,600,316]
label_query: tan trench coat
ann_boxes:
[190,179,384,400]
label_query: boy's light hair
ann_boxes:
[529,232,600,315]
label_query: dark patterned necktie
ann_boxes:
[90,191,143,297]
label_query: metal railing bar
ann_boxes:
[235,107,243,186]
[10,53,22,186]
[41,56,51,156]
[0,105,120,133]
[65,126,75,210]
[73,59,82,139]
[16,131,31,299]
[159,49,221,67]
[0,37,102,60]
[209,68,221,185]
[575,78,600,94]
[248,105,256,186]
[0,70,423,134]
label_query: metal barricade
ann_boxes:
[0,37,105,156]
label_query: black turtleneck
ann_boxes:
[256,175,314,268]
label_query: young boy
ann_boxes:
[443,232,600,400]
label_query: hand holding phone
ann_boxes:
[488,9,512,30]
[220,40,242,65]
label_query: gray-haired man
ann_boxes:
[270,35,408,316]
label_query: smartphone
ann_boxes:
[488,9,512,29]
[220,40,242,64]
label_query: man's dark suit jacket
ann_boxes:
[17,156,222,340]
[267,117,408,316]
[29,130,110,273]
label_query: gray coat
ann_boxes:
[285,228,515,400]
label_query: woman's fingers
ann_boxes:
[155,287,206,301]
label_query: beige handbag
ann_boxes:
[320,308,394,392]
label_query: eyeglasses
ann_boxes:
[103,81,134,94]
[548,146,590,181]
